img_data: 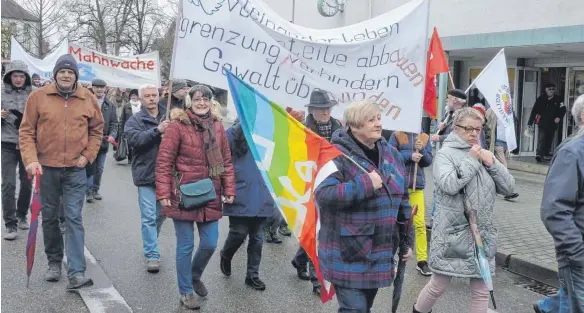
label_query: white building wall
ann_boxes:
[261,0,584,36]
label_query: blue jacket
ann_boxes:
[124,106,164,187]
[222,124,275,217]
[541,132,584,268]
[314,129,412,290]
[388,132,433,190]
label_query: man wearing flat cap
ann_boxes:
[85,78,118,202]
[158,79,190,117]
[290,89,342,297]
[431,89,467,144]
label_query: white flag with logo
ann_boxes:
[472,49,517,151]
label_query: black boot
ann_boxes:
[413,304,430,313]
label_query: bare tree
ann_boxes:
[17,0,68,57]
[65,0,133,54]
[125,0,169,54]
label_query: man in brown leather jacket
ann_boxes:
[19,54,104,290]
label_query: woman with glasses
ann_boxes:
[413,107,515,313]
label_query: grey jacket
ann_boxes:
[1,60,32,146]
[541,131,584,268]
[429,133,515,278]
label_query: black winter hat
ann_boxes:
[53,54,79,81]
[448,89,467,101]
[129,89,139,98]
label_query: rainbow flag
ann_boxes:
[226,71,342,303]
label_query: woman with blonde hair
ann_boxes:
[156,84,236,309]
[314,100,413,312]
[413,107,515,313]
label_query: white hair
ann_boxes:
[138,84,158,99]
[343,100,380,131]
[572,94,584,126]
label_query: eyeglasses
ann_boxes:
[455,124,482,134]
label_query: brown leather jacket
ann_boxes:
[19,84,104,168]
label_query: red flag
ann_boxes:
[423,27,449,118]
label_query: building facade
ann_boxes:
[260,0,584,156]
[1,0,40,58]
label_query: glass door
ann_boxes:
[519,68,540,156]
[565,67,584,139]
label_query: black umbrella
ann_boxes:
[392,204,419,313]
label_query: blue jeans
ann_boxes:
[538,287,569,313]
[87,150,107,192]
[221,217,266,278]
[137,186,165,260]
[40,166,87,278]
[173,220,219,295]
[560,266,584,313]
[334,285,378,313]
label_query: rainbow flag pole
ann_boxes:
[225,69,344,302]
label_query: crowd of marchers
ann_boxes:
[2,54,584,313]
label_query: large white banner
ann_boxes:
[172,0,430,132]
[472,49,518,151]
[10,37,68,82]
[10,37,161,88]
[69,44,161,88]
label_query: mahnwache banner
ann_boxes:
[10,37,161,88]
[69,44,161,88]
[171,0,430,132]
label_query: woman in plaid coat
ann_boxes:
[314,100,413,312]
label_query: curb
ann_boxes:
[426,229,559,288]
[496,250,559,288]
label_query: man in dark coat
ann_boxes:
[124,84,169,273]
[540,94,584,313]
[1,60,34,239]
[86,78,118,202]
[528,83,567,162]
[118,89,140,164]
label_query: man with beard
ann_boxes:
[431,89,468,144]
[119,89,141,164]
[86,78,118,202]
[1,60,34,240]
[19,54,104,289]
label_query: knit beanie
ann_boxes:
[53,54,79,81]
[472,103,487,119]
[172,79,188,93]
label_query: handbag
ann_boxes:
[114,137,128,161]
[175,173,216,211]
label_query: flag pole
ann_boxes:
[465,48,505,94]
[448,71,456,89]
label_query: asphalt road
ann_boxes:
[2,152,545,313]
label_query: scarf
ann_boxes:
[316,120,333,141]
[191,112,225,178]
[130,100,141,115]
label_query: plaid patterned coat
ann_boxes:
[314,129,413,290]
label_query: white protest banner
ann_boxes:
[10,37,68,81]
[171,0,430,132]
[68,43,161,88]
[470,49,518,151]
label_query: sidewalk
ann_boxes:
[423,167,559,286]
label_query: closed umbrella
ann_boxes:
[391,204,419,313]
[463,190,497,309]
[25,171,41,288]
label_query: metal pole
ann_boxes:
[292,0,295,23]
